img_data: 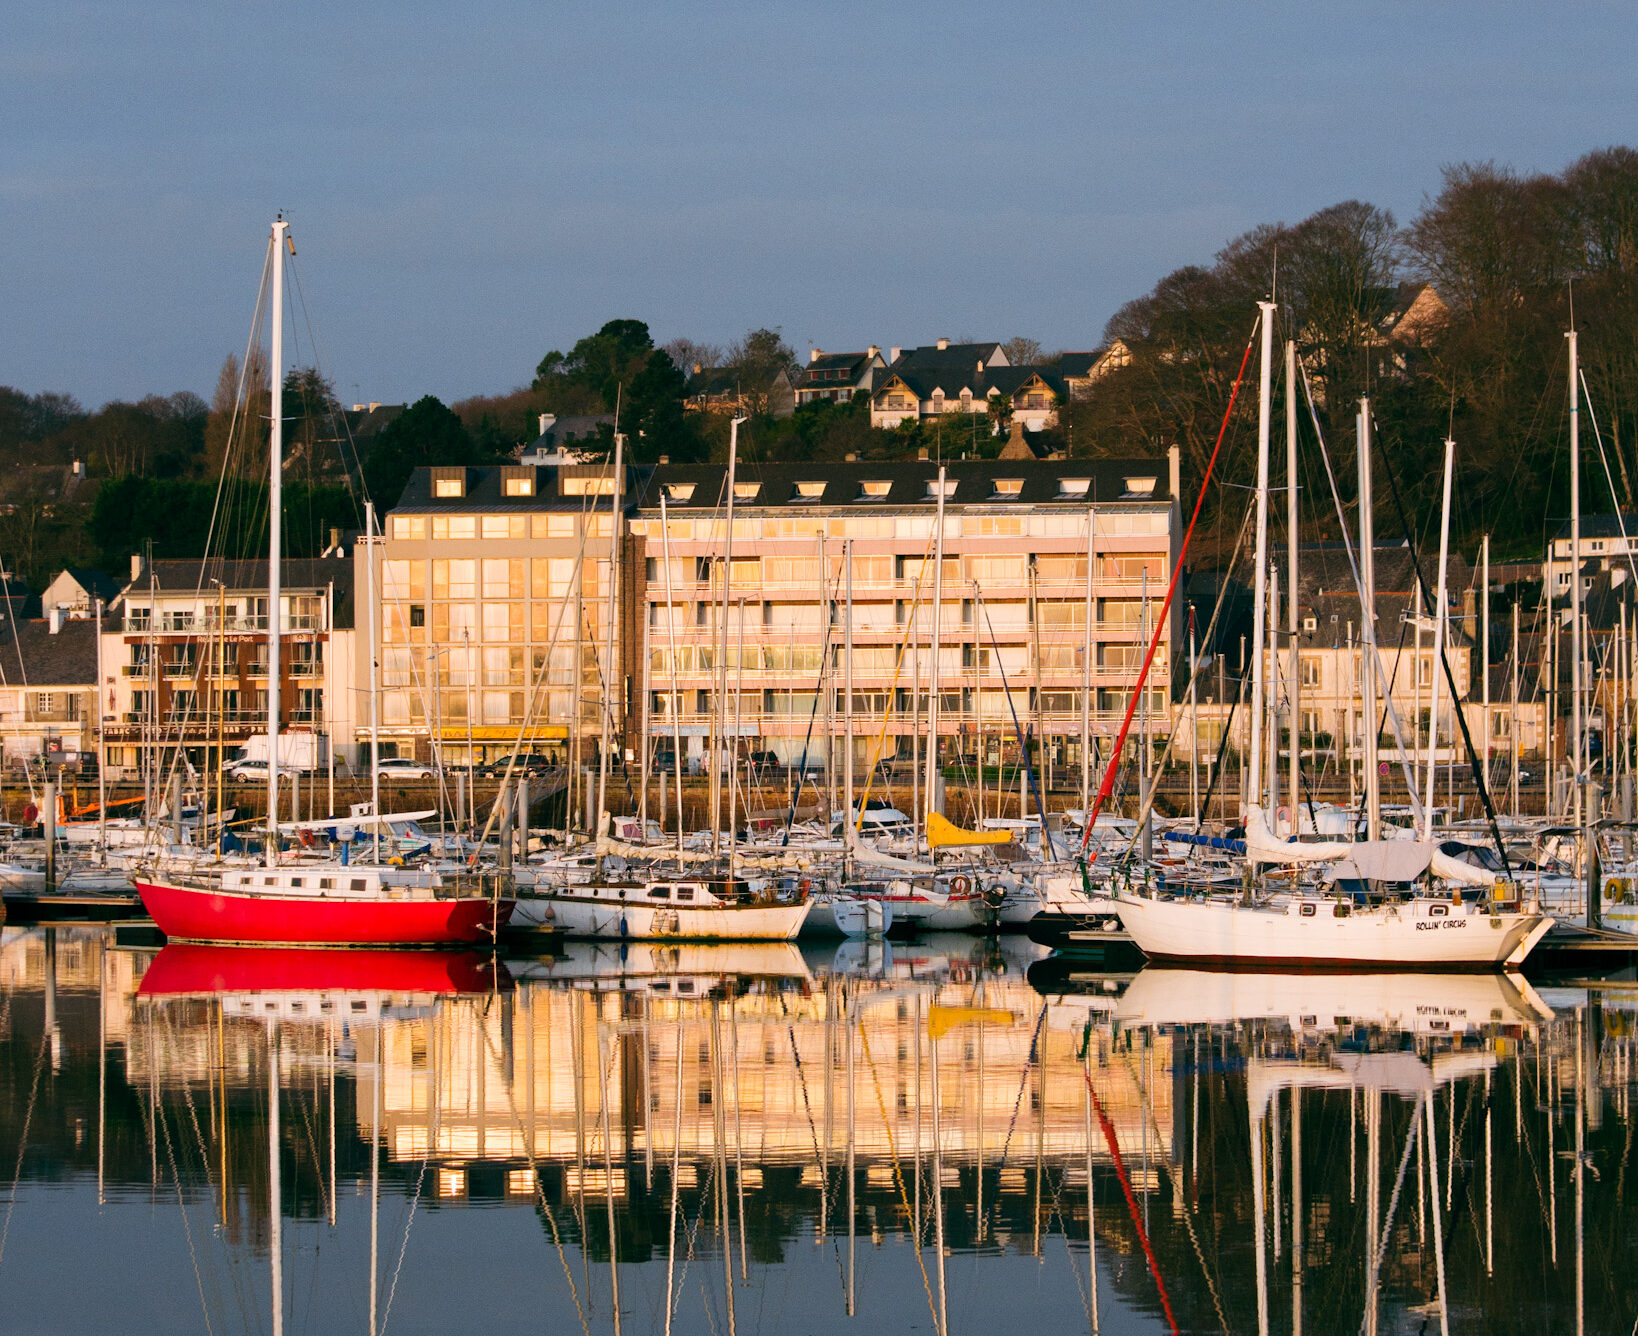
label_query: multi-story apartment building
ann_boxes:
[627,454,1181,779]
[101,554,356,778]
[365,454,1180,790]
[368,462,640,769]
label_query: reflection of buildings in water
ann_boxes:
[360,974,1176,1205]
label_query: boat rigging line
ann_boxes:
[1080,314,1259,848]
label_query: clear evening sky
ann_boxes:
[6,1,1635,408]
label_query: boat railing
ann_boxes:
[437,870,514,900]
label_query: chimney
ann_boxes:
[936,337,949,351]
[71,459,84,477]
[809,348,822,365]
[867,345,880,360]
[657,454,670,465]
[130,554,142,583]
[844,452,858,462]
[917,447,929,461]
[692,361,703,376]
[328,526,341,554]
[1168,443,1181,501]
[889,346,901,363]
[48,605,63,634]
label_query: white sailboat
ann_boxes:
[1111,303,1552,968]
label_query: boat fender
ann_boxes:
[299,828,315,848]
[389,856,404,867]
[1277,804,1291,833]
[950,874,971,896]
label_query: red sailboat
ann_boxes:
[132,219,514,948]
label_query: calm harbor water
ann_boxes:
[0,926,1634,1335]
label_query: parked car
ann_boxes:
[375,757,437,781]
[480,753,556,778]
[227,758,269,783]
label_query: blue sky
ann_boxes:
[5,1,1636,408]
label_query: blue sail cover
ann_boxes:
[1162,830,1247,854]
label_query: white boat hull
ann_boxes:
[1114,891,1552,968]
[518,893,810,940]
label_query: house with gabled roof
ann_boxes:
[42,568,120,620]
[794,348,886,407]
[1057,342,1132,398]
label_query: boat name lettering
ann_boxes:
[1415,919,1469,931]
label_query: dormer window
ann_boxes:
[859,480,891,500]
[1057,477,1091,498]
[991,479,1024,499]
[733,482,760,501]
[925,479,957,500]
[663,483,696,503]
[561,475,616,496]
[794,482,827,500]
[431,468,466,499]
[1124,476,1157,497]
[502,467,534,498]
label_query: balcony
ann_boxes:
[121,613,326,635]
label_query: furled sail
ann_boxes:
[926,810,1012,849]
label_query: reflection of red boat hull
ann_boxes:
[139,943,510,996]
[134,875,513,947]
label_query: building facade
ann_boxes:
[100,554,356,779]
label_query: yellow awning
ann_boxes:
[927,809,1012,849]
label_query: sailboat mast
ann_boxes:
[712,417,745,858]
[923,464,947,837]
[1569,329,1583,828]
[1286,338,1300,826]
[843,539,854,855]
[1423,439,1455,839]
[267,218,286,866]
[1248,300,1275,815]
[1360,399,1381,840]
[366,502,381,861]
[596,429,624,838]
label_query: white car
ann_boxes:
[375,757,437,780]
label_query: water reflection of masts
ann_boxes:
[710,1000,736,1336]
[845,980,856,1316]
[929,996,949,1336]
[1084,1043,1099,1336]
[596,1013,622,1336]
[664,1010,683,1336]
[269,1019,283,1336]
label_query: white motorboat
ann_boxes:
[517,875,811,940]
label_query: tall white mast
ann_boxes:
[1359,398,1381,840]
[711,417,746,858]
[843,539,854,855]
[366,501,381,862]
[1481,533,1491,789]
[923,465,947,838]
[1248,301,1275,816]
[1286,338,1300,828]
[596,430,624,838]
[1569,329,1584,829]
[267,218,287,866]
[1423,439,1455,840]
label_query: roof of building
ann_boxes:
[1552,511,1638,542]
[54,568,120,603]
[126,557,357,629]
[344,404,405,440]
[0,618,97,687]
[889,341,1005,373]
[631,457,1173,511]
[1291,544,1475,649]
[394,462,644,516]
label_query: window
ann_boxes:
[434,477,464,498]
[503,472,534,498]
[390,516,426,540]
[482,514,526,540]
[1301,657,1321,687]
[430,515,475,540]
[991,478,1024,499]
[794,481,827,500]
[36,692,52,714]
[1123,476,1157,496]
[733,481,760,500]
[483,559,523,599]
[1057,477,1091,498]
[663,483,696,502]
[408,604,426,628]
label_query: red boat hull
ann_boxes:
[138,943,509,996]
[134,876,513,947]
